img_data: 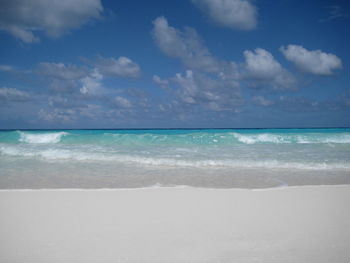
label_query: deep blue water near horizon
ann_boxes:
[1,128,350,189]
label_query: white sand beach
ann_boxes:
[1,185,349,263]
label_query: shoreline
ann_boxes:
[0,183,350,191]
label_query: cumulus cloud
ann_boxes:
[114,96,132,108]
[280,45,342,75]
[173,71,198,104]
[79,69,103,95]
[243,48,296,90]
[252,95,273,106]
[38,104,105,123]
[38,108,76,122]
[48,96,74,108]
[92,56,141,78]
[152,16,221,73]
[1,56,146,125]
[153,75,169,90]
[244,48,282,79]
[172,70,242,111]
[38,63,87,80]
[152,70,242,116]
[37,62,88,93]
[37,56,141,94]
[275,96,321,112]
[152,18,301,113]
[152,16,295,93]
[191,0,257,30]
[0,0,103,43]
[0,87,30,102]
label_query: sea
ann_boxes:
[0,128,350,189]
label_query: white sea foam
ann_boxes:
[0,146,98,160]
[232,133,289,144]
[232,132,350,144]
[11,130,350,145]
[18,131,68,144]
[305,135,350,144]
[1,145,349,170]
[114,157,350,170]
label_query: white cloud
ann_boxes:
[151,18,301,112]
[80,69,103,95]
[38,63,87,80]
[37,62,89,93]
[79,104,103,119]
[191,0,257,30]
[152,16,221,73]
[38,103,105,123]
[0,87,30,102]
[244,48,282,79]
[38,57,141,95]
[243,48,296,90]
[172,70,242,111]
[38,58,140,95]
[114,96,132,108]
[93,56,141,78]
[173,71,198,104]
[280,45,342,75]
[0,0,103,43]
[153,75,169,90]
[252,96,273,106]
[151,16,296,92]
[38,108,76,122]
[48,96,72,108]
[275,96,321,112]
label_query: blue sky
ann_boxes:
[0,0,349,128]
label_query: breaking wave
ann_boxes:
[4,129,350,145]
[18,131,69,144]
[232,132,350,144]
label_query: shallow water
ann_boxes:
[1,128,350,189]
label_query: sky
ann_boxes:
[0,0,349,129]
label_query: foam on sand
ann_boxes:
[0,185,349,263]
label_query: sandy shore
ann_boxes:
[1,186,349,263]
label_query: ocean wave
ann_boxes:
[232,132,350,144]
[97,132,350,145]
[296,135,350,144]
[1,130,350,145]
[107,131,350,145]
[1,145,349,170]
[18,131,69,144]
[232,133,289,144]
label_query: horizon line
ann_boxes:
[0,127,349,131]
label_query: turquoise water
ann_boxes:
[1,129,350,188]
